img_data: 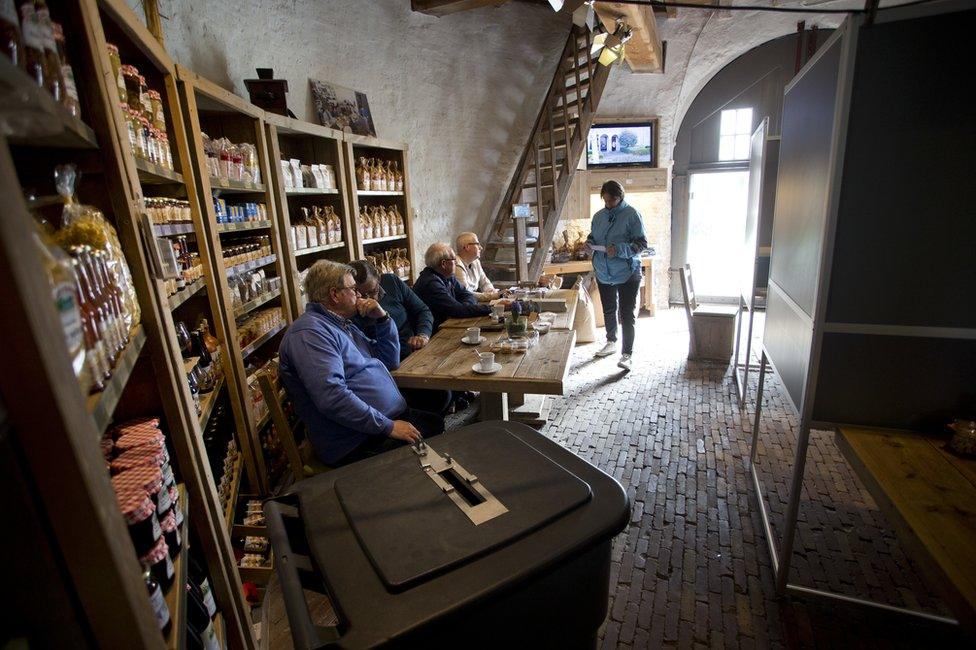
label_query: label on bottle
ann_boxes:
[201,621,219,650]
[151,514,162,541]
[157,485,171,513]
[53,281,85,375]
[20,17,45,50]
[62,66,79,102]
[147,581,171,630]
[173,502,184,527]
[164,553,174,581]
[1,0,18,24]
[200,578,217,618]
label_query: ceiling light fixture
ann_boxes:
[591,19,633,67]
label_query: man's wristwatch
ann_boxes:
[376,313,390,324]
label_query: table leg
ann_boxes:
[509,392,525,408]
[480,392,509,421]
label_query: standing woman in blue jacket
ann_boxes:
[587,180,647,371]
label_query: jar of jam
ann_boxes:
[18,2,46,89]
[139,536,173,591]
[139,116,152,162]
[52,23,79,117]
[122,105,138,156]
[106,43,125,103]
[121,63,141,112]
[125,464,171,519]
[115,425,166,454]
[148,89,166,131]
[142,567,172,635]
[110,444,168,475]
[112,416,161,438]
[160,510,181,558]
[113,486,160,556]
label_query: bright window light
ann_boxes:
[718,108,753,161]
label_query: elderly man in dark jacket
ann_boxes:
[413,242,491,330]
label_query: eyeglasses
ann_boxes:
[357,284,385,300]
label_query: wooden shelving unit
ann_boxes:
[86,326,147,435]
[176,65,293,500]
[163,485,189,650]
[343,135,417,282]
[265,113,355,318]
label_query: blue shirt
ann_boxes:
[587,200,648,285]
[413,267,491,330]
[353,274,433,361]
[278,302,407,465]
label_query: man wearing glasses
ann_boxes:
[413,242,492,330]
[454,232,500,302]
[278,260,444,467]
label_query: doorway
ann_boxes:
[686,170,749,300]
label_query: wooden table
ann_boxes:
[543,258,656,315]
[392,328,576,421]
[835,426,976,634]
[440,288,579,331]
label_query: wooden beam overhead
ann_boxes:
[594,2,664,74]
[411,0,512,16]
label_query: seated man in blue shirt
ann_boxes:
[413,242,492,330]
[278,260,444,467]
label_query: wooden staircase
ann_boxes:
[481,24,611,283]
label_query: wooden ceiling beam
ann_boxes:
[594,1,664,73]
[411,0,513,16]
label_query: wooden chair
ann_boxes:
[256,363,331,481]
[676,264,737,362]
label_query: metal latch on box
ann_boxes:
[413,440,507,525]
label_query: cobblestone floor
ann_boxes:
[543,309,965,649]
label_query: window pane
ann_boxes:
[736,108,753,135]
[720,110,736,136]
[719,135,735,161]
[734,134,750,160]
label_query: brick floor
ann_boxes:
[543,309,966,648]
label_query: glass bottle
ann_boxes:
[84,247,125,356]
[51,22,79,116]
[18,2,45,89]
[143,567,172,635]
[71,257,109,387]
[35,229,90,393]
[33,0,65,103]
[176,321,192,359]
[188,555,218,619]
[105,43,126,103]
[1,0,21,65]
[91,249,129,346]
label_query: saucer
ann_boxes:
[460,336,487,345]
[472,362,502,374]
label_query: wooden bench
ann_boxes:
[676,264,737,362]
[835,426,976,634]
[256,364,330,481]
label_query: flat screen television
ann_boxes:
[586,122,656,169]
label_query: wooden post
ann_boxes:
[143,0,164,45]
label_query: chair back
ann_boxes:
[676,265,698,356]
[256,363,329,481]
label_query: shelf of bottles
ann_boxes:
[345,139,416,283]
[177,66,292,501]
[265,114,354,318]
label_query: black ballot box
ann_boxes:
[265,420,630,649]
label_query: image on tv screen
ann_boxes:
[586,123,654,167]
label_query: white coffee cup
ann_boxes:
[466,327,481,343]
[479,352,495,371]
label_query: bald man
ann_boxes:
[454,232,499,302]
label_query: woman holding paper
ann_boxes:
[586,180,647,371]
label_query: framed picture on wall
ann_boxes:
[309,79,377,137]
[586,117,659,169]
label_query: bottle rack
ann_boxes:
[175,64,294,506]
[89,3,253,647]
[0,0,251,646]
[264,113,355,318]
[343,135,416,282]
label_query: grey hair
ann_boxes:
[304,259,353,305]
[455,232,478,250]
[349,259,379,285]
[424,242,454,268]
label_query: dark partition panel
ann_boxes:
[740,119,768,309]
[764,285,812,412]
[758,139,779,250]
[824,9,976,328]
[768,36,842,318]
[813,333,976,430]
